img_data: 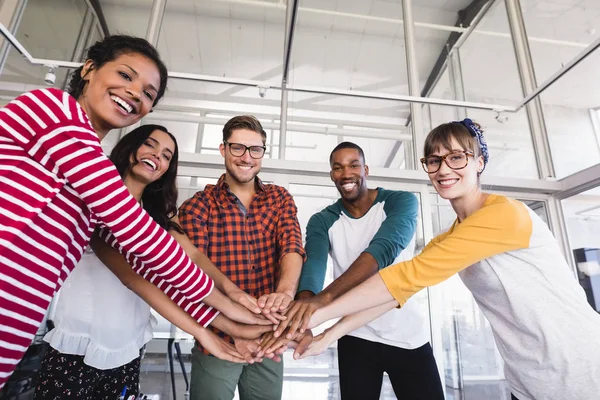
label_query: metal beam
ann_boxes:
[421,0,493,99]
[0,22,517,112]
[515,33,600,110]
[279,0,299,160]
[384,0,494,168]
[61,7,95,89]
[505,0,554,178]
[150,111,412,141]
[402,0,424,170]
[281,0,298,85]
[146,0,167,46]
[0,0,26,76]
[87,0,110,37]
[176,152,563,194]
[3,20,598,115]
[555,163,600,200]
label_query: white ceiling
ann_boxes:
[2,0,600,175]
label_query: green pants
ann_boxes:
[189,347,284,400]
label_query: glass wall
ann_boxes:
[562,187,600,314]
[521,0,600,178]
[0,0,95,98]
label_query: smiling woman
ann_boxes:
[0,35,221,389]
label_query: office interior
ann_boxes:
[0,0,599,399]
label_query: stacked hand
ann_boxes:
[212,291,328,364]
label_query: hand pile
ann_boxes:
[219,292,331,364]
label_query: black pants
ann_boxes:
[33,347,140,400]
[337,335,444,400]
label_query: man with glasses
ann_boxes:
[179,115,305,400]
[269,142,443,400]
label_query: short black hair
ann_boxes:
[67,35,168,106]
[329,141,366,164]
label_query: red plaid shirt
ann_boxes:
[178,174,305,353]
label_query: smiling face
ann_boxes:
[128,129,176,185]
[77,52,161,136]
[330,148,369,202]
[428,136,484,201]
[219,128,265,185]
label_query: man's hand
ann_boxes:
[233,337,284,364]
[230,322,273,340]
[273,296,326,339]
[233,338,263,364]
[258,292,293,314]
[228,302,274,326]
[195,329,247,364]
[258,328,313,357]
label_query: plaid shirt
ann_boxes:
[178,174,306,353]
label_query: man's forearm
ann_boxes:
[276,252,303,297]
[318,252,379,303]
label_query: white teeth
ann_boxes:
[238,165,252,170]
[141,159,157,171]
[342,183,356,191]
[111,95,133,114]
[439,179,458,185]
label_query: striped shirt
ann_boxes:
[99,229,219,327]
[0,88,214,387]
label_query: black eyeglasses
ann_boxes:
[420,150,474,173]
[224,141,266,159]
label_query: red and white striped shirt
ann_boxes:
[99,229,219,328]
[0,88,214,387]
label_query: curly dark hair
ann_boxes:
[67,35,168,106]
[109,124,183,234]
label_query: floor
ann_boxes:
[139,349,513,400]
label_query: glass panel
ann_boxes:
[421,2,539,180]
[15,0,88,59]
[291,0,408,95]
[423,104,538,179]
[0,0,88,94]
[521,0,600,178]
[286,94,410,168]
[538,51,600,178]
[562,186,600,313]
[521,0,598,84]
[158,0,285,84]
[101,0,152,38]
[460,1,524,104]
[151,79,282,156]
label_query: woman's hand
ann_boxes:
[293,330,330,360]
[195,329,246,363]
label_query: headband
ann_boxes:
[454,118,489,170]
